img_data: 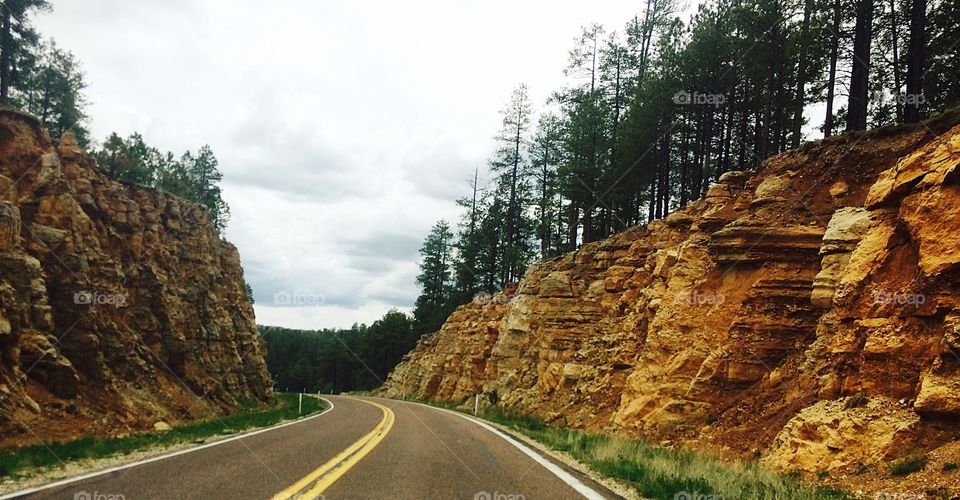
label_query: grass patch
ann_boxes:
[889,455,927,477]
[0,393,325,479]
[942,462,958,473]
[470,406,848,500]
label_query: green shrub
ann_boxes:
[890,455,927,477]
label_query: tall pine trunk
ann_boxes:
[0,6,12,103]
[792,0,812,147]
[824,0,842,136]
[847,0,874,131]
[890,0,903,122]
[904,0,925,123]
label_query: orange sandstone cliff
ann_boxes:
[0,110,271,445]
[383,111,960,492]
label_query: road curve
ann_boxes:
[9,396,620,500]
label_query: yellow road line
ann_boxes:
[272,398,395,500]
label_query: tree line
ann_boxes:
[259,311,418,393]
[0,0,231,232]
[412,0,959,333]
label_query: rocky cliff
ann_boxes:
[384,111,960,491]
[0,109,271,445]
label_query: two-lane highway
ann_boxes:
[9,396,619,500]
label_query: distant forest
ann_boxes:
[259,312,418,394]
[410,0,960,333]
[0,0,231,232]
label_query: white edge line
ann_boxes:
[400,400,607,500]
[1,396,335,499]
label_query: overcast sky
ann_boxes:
[36,1,690,329]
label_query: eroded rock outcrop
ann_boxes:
[0,109,271,444]
[384,111,960,490]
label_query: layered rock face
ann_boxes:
[384,112,960,480]
[0,110,271,444]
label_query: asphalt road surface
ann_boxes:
[9,396,620,500]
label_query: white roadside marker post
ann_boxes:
[299,392,303,415]
[474,394,479,415]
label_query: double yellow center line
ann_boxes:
[272,398,395,500]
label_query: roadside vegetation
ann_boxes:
[413,400,847,499]
[0,393,326,480]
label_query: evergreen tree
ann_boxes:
[260,310,417,393]
[19,40,89,144]
[924,0,959,112]
[93,135,231,233]
[847,0,875,131]
[414,220,454,332]
[0,0,49,103]
[182,145,230,233]
[489,85,534,284]
[528,112,565,259]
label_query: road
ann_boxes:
[9,396,619,500]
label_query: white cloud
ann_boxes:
[36,0,655,328]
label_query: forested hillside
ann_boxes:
[260,311,418,393]
[411,0,960,329]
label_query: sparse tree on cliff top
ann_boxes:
[93,132,162,186]
[19,40,89,145]
[181,145,230,233]
[414,220,454,333]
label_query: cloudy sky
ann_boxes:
[36,0,684,329]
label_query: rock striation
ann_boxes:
[384,111,960,489]
[0,109,271,445]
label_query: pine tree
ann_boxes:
[488,85,534,283]
[529,113,565,259]
[0,0,50,103]
[19,41,89,144]
[452,167,485,301]
[902,0,926,122]
[414,220,454,332]
[924,0,959,112]
[847,0,874,131]
[181,145,230,233]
